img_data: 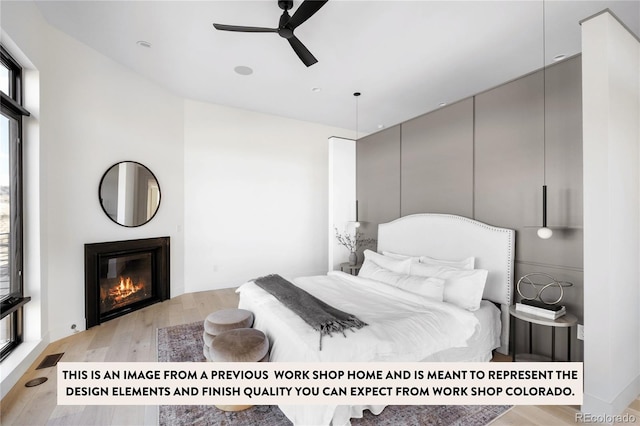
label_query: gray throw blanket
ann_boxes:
[253,274,368,350]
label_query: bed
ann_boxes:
[236,213,515,425]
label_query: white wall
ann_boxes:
[328,137,356,271]
[39,20,186,342]
[1,2,354,398]
[1,0,185,393]
[184,100,350,292]
[582,11,640,415]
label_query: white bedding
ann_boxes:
[238,271,479,362]
[420,299,501,362]
[327,301,501,426]
[236,271,493,425]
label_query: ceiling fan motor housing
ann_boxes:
[278,1,294,11]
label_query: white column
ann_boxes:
[582,10,640,416]
[328,137,356,271]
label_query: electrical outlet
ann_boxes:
[577,324,584,340]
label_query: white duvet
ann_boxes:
[236,271,480,425]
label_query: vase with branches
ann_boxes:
[334,227,376,265]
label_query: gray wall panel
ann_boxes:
[475,58,583,269]
[401,99,474,217]
[543,57,583,269]
[355,56,584,360]
[474,69,544,245]
[356,125,401,243]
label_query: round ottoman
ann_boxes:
[203,308,254,361]
[205,308,254,335]
[210,328,269,363]
[210,328,270,412]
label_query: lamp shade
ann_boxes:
[537,227,553,239]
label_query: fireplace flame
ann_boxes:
[109,276,146,304]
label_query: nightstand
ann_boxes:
[509,305,578,362]
[340,262,362,276]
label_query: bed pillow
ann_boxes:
[409,263,488,311]
[358,259,445,302]
[362,249,411,274]
[381,251,421,262]
[419,255,475,270]
[382,251,475,270]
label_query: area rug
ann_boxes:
[158,321,511,426]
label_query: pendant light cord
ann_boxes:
[542,0,546,186]
[538,0,552,238]
[354,92,361,140]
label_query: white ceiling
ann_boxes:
[33,0,640,135]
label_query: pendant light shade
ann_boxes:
[353,200,360,228]
[351,92,361,229]
[537,227,553,239]
[537,185,553,239]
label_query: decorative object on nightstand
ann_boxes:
[511,272,576,362]
[334,227,375,265]
[515,272,573,317]
[340,262,363,276]
[517,299,566,319]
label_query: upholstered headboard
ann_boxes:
[377,214,515,355]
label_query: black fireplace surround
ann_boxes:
[85,237,170,328]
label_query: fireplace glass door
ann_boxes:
[99,252,153,315]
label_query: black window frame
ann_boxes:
[0,45,30,362]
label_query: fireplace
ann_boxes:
[85,237,170,328]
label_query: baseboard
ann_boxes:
[0,338,49,400]
[582,374,640,416]
[48,317,86,342]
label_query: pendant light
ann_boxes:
[352,92,361,228]
[537,0,552,240]
[537,186,552,239]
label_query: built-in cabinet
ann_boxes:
[356,55,583,361]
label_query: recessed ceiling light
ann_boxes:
[234,65,253,76]
[439,102,447,107]
[553,54,566,62]
[377,124,385,129]
[136,40,152,48]
[311,87,321,92]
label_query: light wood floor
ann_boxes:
[1,288,638,425]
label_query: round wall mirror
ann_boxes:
[99,161,161,227]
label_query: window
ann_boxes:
[0,45,29,361]
[0,66,8,94]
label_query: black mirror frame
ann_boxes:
[98,161,161,228]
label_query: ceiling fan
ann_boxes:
[213,0,328,67]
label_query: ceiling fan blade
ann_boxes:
[288,36,317,67]
[213,23,278,33]
[286,0,328,30]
